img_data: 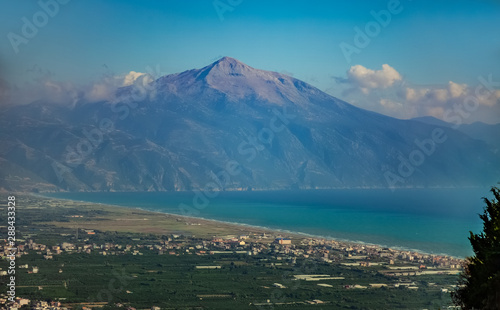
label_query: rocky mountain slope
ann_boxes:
[1,57,498,192]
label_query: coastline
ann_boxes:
[33,193,466,260]
[4,193,464,309]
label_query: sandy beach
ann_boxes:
[32,194,463,260]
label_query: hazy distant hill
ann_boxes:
[412,116,500,151]
[1,57,499,192]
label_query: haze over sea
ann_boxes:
[45,188,492,258]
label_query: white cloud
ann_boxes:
[404,81,500,109]
[86,82,114,102]
[122,71,148,86]
[405,87,427,101]
[448,81,466,98]
[85,71,153,102]
[379,98,402,109]
[346,64,402,90]
[332,64,500,123]
[477,89,500,107]
[2,69,159,106]
[429,88,448,102]
[405,82,468,103]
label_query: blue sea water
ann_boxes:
[43,188,493,258]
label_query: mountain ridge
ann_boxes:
[412,116,500,150]
[1,57,499,192]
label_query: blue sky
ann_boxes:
[1,0,500,123]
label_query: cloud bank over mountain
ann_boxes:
[335,64,500,124]
[0,68,159,107]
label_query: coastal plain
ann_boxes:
[0,195,464,309]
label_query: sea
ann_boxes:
[43,188,493,258]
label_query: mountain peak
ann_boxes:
[215,56,243,65]
[189,56,321,104]
[156,57,332,106]
[207,56,253,76]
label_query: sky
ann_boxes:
[1,0,500,123]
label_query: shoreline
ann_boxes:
[20,185,486,195]
[33,193,466,260]
[137,208,467,260]
[143,207,465,259]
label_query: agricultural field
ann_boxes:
[0,196,459,309]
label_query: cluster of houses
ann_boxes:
[1,231,463,272]
[0,300,66,310]
[295,237,464,269]
[0,299,163,310]
[1,230,463,309]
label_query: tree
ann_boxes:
[452,186,500,309]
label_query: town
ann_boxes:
[0,196,464,309]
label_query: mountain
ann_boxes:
[1,57,499,192]
[411,116,451,128]
[412,116,500,151]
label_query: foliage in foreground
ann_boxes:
[453,186,500,309]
